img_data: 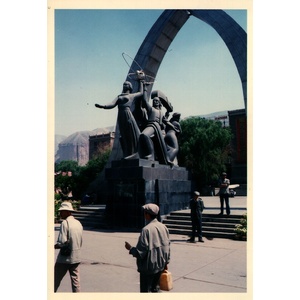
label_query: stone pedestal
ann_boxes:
[104,159,192,229]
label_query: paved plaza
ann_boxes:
[52,197,250,295]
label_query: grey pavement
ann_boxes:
[170,195,248,216]
[53,196,249,294]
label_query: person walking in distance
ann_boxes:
[125,203,171,293]
[187,191,205,243]
[218,172,231,215]
[54,201,83,292]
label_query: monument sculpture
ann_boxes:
[94,67,190,228]
[95,71,146,159]
[92,9,246,228]
[138,88,174,165]
[95,70,180,166]
[164,112,182,164]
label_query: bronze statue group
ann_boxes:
[95,71,181,166]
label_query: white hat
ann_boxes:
[58,201,74,211]
[194,191,200,196]
[142,203,159,216]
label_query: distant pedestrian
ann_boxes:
[125,203,171,293]
[54,201,83,293]
[218,172,231,215]
[187,191,205,243]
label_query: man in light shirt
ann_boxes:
[218,172,231,215]
[125,203,171,292]
[54,201,83,292]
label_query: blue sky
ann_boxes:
[55,9,247,136]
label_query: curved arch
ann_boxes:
[190,10,247,106]
[110,9,247,161]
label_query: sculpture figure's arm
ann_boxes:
[131,75,147,101]
[140,84,152,114]
[95,97,118,109]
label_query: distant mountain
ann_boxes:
[198,110,229,127]
[55,134,67,153]
[199,110,228,119]
[55,126,115,166]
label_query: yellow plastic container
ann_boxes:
[159,270,173,291]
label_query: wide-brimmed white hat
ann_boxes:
[58,201,74,211]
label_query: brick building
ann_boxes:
[228,109,247,185]
[89,132,115,160]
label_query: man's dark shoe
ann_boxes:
[198,238,204,243]
[187,238,196,243]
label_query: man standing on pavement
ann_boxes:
[54,201,83,293]
[218,172,231,215]
[125,203,171,293]
[187,191,205,243]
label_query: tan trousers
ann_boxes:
[54,262,80,292]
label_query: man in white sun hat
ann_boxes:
[125,203,171,292]
[54,201,83,293]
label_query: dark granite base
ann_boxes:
[104,159,192,229]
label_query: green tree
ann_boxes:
[54,160,80,199]
[54,150,111,200]
[76,149,111,197]
[55,160,80,175]
[178,117,232,188]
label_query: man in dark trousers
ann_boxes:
[218,172,231,215]
[187,191,205,243]
[125,203,170,293]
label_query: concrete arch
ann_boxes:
[128,9,247,106]
[110,9,247,161]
